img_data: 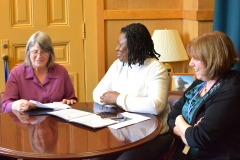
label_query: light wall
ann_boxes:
[95,0,214,78]
[77,0,214,102]
[0,62,4,92]
[83,0,98,102]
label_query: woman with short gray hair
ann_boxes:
[1,31,77,113]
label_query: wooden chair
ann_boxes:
[168,91,183,110]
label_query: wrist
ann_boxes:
[12,101,18,110]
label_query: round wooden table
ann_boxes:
[0,102,162,159]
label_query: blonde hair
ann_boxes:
[187,31,238,79]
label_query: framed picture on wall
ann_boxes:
[169,73,196,91]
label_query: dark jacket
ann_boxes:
[168,70,240,160]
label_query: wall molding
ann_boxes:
[104,10,214,21]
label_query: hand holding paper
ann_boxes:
[29,100,72,110]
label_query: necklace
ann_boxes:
[204,83,207,93]
[188,82,206,116]
[188,77,222,116]
[204,81,221,93]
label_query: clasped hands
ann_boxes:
[100,91,119,105]
[12,99,77,112]
[174,115,204,144]
[175,115,204,127]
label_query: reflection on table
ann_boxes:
[5,111,58,154]
[0,102,162,159]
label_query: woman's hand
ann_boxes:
[12,99,36,112]
[173,126,181,137]
[100,91,120,105]
[194,117,204,126]
[61,99,77,105]
[175,115,191,145]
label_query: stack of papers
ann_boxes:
[28,101,151,129]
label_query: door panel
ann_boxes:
[0,0,84,100]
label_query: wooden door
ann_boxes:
[0,0,85,100]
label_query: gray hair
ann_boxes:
[24,31,55,68]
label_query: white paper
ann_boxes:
[70,114,117,128]
[47,108,93,120]
[30,100,71,110]
[104,104,116,108]
[108,112,150,129]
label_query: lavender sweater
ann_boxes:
[1,64,77,113]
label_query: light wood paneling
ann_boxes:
[105,20,183,69]
[182,10,214,21]
[198,21,213,35]
[0,0,85,101]
[198,0,215,10]
[84,0,99,101]
[183,19,199,73]
[10,0,33,27]
[104,10,213,21]
[104,0,183,10]
[99,0,215,74]
[0,63,3,92]
[183,0,215,10]
[96,0,105,81]
[104,10,182,20]
[183,0,198,10]
[47,0,69,26]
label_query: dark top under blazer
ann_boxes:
[168,70,240,160]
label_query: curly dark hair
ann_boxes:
[120,23,160,67]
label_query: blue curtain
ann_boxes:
[213,0,240,70]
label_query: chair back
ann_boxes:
[168,91,183,109]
